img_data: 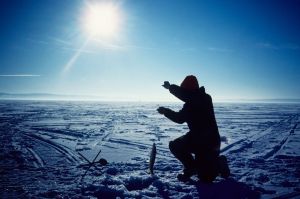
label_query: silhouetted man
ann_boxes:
[157,75,230,182]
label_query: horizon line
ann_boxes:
[0,92,300,103]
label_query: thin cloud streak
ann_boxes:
[283,43,300,50]
[256,42,300,50]
[28,36,94,53]
[93,39,126,50]
[61,47,97,54]
[49,37,73,46]
[256,42,279,50]
[27,38,49,45]
[0,74,41,77]
[28,35,199,53]
[208,47,233,52]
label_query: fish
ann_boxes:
[149,142,156,175]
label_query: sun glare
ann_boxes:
[63,1,124,74]
[81,1,122,39]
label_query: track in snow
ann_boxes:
[223,114,300,196]
[23,132,79,167]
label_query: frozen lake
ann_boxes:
[0,100,299,198]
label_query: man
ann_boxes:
[157,75,230,182]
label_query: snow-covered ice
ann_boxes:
[0,100,299,198]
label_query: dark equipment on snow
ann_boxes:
[78,149,108,180]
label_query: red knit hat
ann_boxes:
[180,75,199,90]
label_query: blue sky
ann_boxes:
[0,0,300,101]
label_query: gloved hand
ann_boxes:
[157,107,168,114]
[162,81,170,89]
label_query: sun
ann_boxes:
[63,1,124,73]
[81,1,122,39]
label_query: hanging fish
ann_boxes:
[149,142,156,175]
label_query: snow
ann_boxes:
[0,100,300,198]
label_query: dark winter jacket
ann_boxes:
[163,85,220,153]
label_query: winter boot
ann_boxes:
[177,168,197,182]
[218,155,230,178]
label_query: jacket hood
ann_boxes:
[180,75,199,90]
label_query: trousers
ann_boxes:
[169,134,220,182]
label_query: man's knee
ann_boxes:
[169,137,186,154]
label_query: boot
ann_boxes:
[177,167,197,182]
[218,155,230,178]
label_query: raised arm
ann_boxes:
[169,84,193,102]
[162,81,192,102]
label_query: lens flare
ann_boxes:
[62,1,124,73]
